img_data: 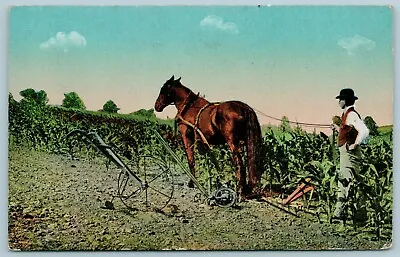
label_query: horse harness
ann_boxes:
[175,92,219,149]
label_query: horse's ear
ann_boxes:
[176,77,181,82]
[169,75,175,82]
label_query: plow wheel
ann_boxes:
[117,155,174,211]
[210,187,237,207]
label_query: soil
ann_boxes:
[8,147,390,251]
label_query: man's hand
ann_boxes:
[331,123,339,132]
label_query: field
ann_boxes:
[8,95,393,250]
[8,148,389,250]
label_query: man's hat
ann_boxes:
[336,88,358,100]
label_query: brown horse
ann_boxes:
[154,75,263,199]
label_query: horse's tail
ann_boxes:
[245,107,263,193]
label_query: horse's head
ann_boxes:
[154,75,182,112]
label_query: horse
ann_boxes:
[154,75,263,199]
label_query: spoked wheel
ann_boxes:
[117,155,174,211]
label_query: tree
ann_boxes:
[19,88,49,105]
[36,90,49,105]
[9,92,16,103]
[9,93,17,108]
[102,100,120,113]
[19,88,36,100]
[62,92,86,110]
[364,116,379,136]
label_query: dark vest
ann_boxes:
[338,107,361,147]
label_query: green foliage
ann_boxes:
[19,88,49,105]
[261,130,334,190]
[36,90,48,105]
[195,145,236,192]
[347,142,393,240]
[259,126,392,240]
[8,99,175,158]
[130,108,156,119]
[19,88,36,99]
[280,116,291,132]
[8,98,393,241]
[62,92,86,110]
[9,93,17,105]
[364,116,379,136]
[378,125,392,135]
[102,100,120,113]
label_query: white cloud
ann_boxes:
[200,15,238,34]
[338,34,376,55]
[40,31,87,52]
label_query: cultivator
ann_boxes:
[66,128,236,212]
[66,127,322,218]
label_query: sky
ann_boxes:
[8,6,393,132]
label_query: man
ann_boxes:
[331,88,369,219]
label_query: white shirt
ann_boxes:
[342,105,370,145]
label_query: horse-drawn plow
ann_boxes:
[66,128,237,212]
[66,127,321,221]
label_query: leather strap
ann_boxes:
[176,113,211,149]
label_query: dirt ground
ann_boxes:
[8,147,390,251]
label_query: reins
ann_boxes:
[253,108,331,129]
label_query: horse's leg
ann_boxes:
[180,125,196,188]
[225,137,247,201]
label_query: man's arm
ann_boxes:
[347,112,369,146]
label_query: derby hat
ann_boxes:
[336,88,358,100]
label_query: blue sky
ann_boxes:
[8,6,393,129]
